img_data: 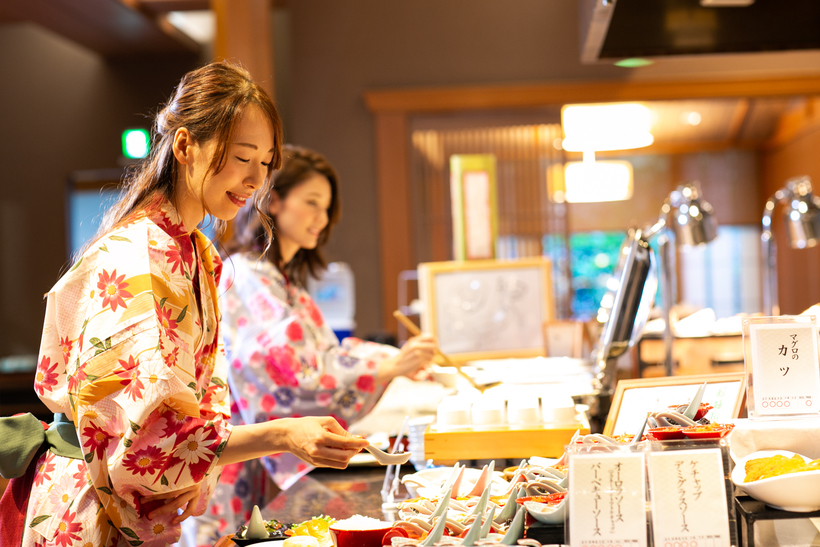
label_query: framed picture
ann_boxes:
[418,257,553,363]
[543,320,587,358]
[449,154,498,261]
[603,372,746,437]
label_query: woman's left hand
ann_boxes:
[140,482,204,525]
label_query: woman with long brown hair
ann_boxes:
[2,62,367,547]
[182,145,436,544]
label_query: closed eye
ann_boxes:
[236,157,250,163]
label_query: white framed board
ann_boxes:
[603,372,746,437]
[417,257,553,363]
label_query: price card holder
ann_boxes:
[567,444,648,547]
[647,440,737,547]
[742,315,820,418]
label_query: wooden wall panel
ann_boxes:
[374,112,413,333]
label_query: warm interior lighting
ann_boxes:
[682,111,702,125]
[563,157,633,203]
[561,103,654,152]
[166,11,215,44]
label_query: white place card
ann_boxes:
[568,452,647,547]
[745,317,820,417]
[648,448,731,547]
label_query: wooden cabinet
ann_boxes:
[636,334,745,377]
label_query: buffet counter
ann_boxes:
[257,467,406,524]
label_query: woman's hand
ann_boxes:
[281,416,369,469]
[140,482,203,525]
[377,334,437,382]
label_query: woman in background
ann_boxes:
[183,145,437,545]
[7,62,368,547]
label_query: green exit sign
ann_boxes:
[122,128,150,159]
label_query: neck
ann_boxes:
[173,179,204,233]
[280,240,299,265]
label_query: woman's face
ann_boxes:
[177,105,275,229]
[270,172,332,262]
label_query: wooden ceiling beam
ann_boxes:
[0,0,200,57]
[135,0,209,15]
[726,98,751,144]
[563,139,761,159]
[365,75,820,114]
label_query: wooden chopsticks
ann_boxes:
[392,310,497,392]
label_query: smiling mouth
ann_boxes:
[227,191,251,206]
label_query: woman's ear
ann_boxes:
[172,128,192,165]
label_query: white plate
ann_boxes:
[731,449,820,512]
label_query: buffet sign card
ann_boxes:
[743,315,820,418]
[568,451,647,547]
[647,448,732,547]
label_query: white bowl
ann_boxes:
[731,449,820,512]
[523,500,567,524]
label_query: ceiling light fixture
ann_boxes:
[563,155,633,203]
[561,103,654,152]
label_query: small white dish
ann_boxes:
[523,500,567,524]
[731,449,820,512]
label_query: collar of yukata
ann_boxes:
[143,194,200,274]
[145,194,194,238]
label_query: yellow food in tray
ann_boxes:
[744,453,820,482]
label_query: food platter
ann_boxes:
[731,449,820,512]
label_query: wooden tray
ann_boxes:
[423,416,590,463]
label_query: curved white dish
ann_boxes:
[523,500,567,524]
[731,449,820,512]
[401,466,509,498]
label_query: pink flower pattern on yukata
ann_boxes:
[181,252,399,546]
[22,196,231,547]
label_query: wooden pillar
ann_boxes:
[212,0,275,100]
[374,111,413,335]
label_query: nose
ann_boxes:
[244,164,266,190]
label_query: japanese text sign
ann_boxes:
[568,451,647,547]
[743,316,820,418]
[649,448,732,547]
[647,448,731,547]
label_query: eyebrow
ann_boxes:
[235,142,276,153]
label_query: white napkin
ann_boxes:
[728,416,820,463]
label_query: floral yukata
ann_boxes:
[23,196,232,547]
[181,252,398,546]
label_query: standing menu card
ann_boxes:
[743,315,820,418]
[647,448,731,547]
[568,451,647,547]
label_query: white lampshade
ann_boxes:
[563,160,633,203]
[561,103,654,152]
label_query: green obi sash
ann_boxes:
[0,413,82,479]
